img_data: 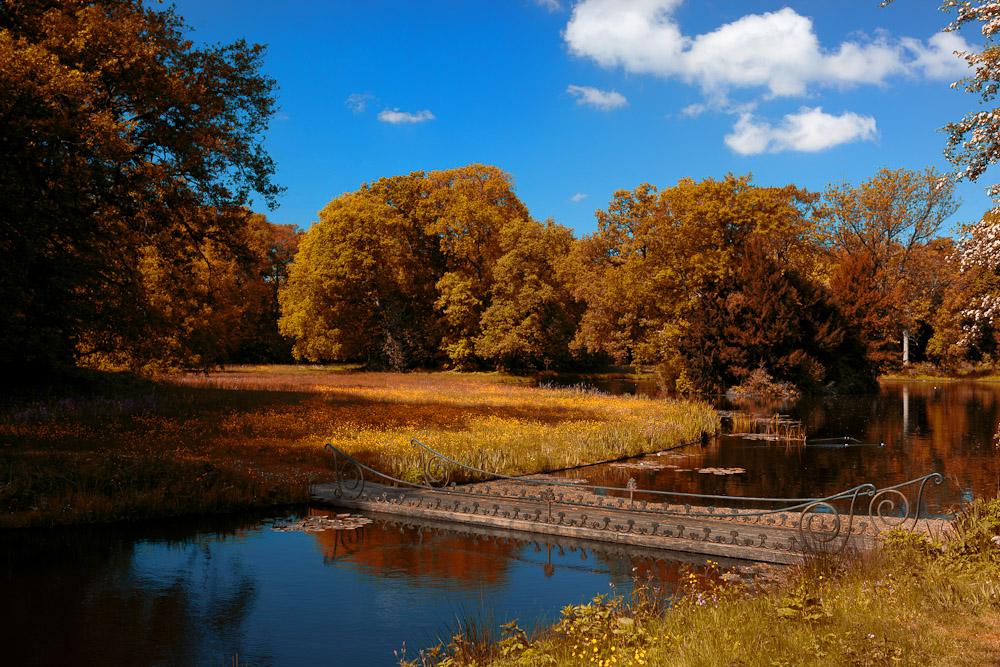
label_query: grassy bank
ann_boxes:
[880,361,1000,383]
[402,499,1000,667]
[0,366,718,528]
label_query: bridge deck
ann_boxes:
[311,477,948,565]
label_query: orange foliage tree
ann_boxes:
[823,167,958,370]
[0,0,282,375]
[568,174,820,384]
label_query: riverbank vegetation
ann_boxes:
[0,367,718,529]
[400,498,1000,667]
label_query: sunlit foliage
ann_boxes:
[568,174,822,389]
[823,167,958,370]
[279,165,581,371]
[0,0,281,376]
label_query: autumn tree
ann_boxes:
[822,167,958,369]
[278,174,443,369]
[680,240,873,393]
[878,1,1000,342]
[77,211,300,371]
[279,165,575,371]
[569,175,819,375]
[425,165,534,369]
[0,0,281,375]
[475,218,580,371]
[224,216,302,363]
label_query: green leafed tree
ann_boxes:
[0,0,281,375]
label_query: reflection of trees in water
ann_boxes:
[310,512,517,589]
[1,513,271,666]
[558,382,1000,513]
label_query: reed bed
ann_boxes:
[0,367,719,528]
[729,411,806,443]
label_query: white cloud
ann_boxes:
[571,193,588,202]
[378,108,435,124]
[564,0,972,97]
[564,0,688,76]
[679,103,706,118]
[724,107,877,155]
[534,0,561,11]
[567,84,628,110]
[345,93,373,113]
[901,32,971,80]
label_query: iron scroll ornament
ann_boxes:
[414,439,452,487]
[324,443,366,499]
[320,442,949,556]
[868,473,944,531]
[796,484,874,554]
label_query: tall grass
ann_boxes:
[406,498,1000,667]
[0,367,719,528]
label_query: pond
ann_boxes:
[3,380,998,665]
[549,379,1000,517]
[0,508,735,666]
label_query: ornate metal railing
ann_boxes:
[323,439,945,556]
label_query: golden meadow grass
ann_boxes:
[0,366,719,528]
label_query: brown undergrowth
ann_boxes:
[0,366,719,528]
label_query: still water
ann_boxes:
[558,380,1000,515]
[0,509,720,666]
[4,381,1000,665]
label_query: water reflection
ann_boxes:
[547,380,1000,516]
[0,509,729,667]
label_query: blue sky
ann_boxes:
[167,0,991,237]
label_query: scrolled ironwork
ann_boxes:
[325,444,366,499]
[867,473,943,532]
[797,500,843,551]
[320,439,948,558]
[413,439,452,487]
[869,488,910,530]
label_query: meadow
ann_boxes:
[0,366,719,529]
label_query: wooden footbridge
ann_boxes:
[311,440,948,565]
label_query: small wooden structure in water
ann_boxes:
[311,440,948,565]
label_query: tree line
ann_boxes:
[6,0,1000,393]
[278,163,989,393]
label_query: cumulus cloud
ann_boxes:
[724,107,877,155]
[901,31,971,80]
[378,108,435,124]
[567,84,628,110]
[571,193,588,202]
[564,0,971,97]
[534,0,561,11]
